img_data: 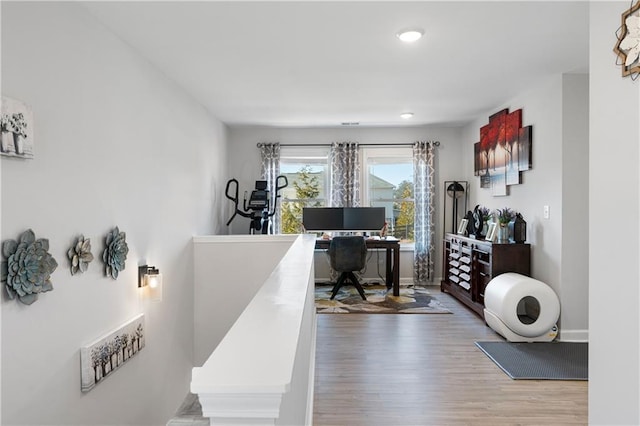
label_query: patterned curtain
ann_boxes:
[258,142,281,234]
[329,142,360,207]
[327,142,360,281]
[413,141,436,284]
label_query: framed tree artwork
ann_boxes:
[80,314,145,392]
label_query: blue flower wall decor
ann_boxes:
[1,229,58,305]
[103,227,128,279]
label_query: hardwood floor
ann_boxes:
[313,287,587,425]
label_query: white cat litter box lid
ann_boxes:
[484,272,560,342]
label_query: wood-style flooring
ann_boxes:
[313,287,587,425]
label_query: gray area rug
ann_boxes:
[475,341,588,380]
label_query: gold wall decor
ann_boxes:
[614,0,640,79]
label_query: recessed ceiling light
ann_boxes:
[400,112,414,119]
[396,29,424,43]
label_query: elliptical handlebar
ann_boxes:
[265,175,289,218]
[225,179,239,226]
[225,178,254,225]
[225,178,240,203]
[276,175,288,192]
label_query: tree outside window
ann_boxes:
[281,165,324,234]
[393,180,414,241]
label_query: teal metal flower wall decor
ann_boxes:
[68,235,94,275]
[1,229,58,305]
[102,227,128,279]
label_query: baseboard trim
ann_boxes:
[558,329,589,342]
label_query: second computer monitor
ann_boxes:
[343,207,385,231]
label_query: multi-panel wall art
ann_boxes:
[474,108,532,196]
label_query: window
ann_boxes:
[278,145,414,241]
[279,146,330,234]
[361,147,414,243]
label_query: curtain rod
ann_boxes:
[256,141,440,148]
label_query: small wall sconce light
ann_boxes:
[138,265,162,302]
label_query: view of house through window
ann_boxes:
[280,146,414,243]
[364,148,414,243]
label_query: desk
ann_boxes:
[314,238,401,296]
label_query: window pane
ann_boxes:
[368,160,414,243]
[280,161,327,234]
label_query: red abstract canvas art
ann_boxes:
[474,108,532,195]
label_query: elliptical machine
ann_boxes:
[225,176,288,234]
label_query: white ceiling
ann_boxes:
[83,1,589,128]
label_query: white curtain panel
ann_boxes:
[258,142,281,234]
[413,141,436,284]
[329,142,360,207]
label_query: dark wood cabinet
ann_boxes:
[441,233,531,318]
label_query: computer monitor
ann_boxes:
[302,207,344,231]
[343,207,386,231]
[302,207,386,232]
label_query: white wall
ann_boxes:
[589,2,640,424]
[1,3,228,425]
[460,72,589,341]
[561,73,589,341]
[227,125,465,284]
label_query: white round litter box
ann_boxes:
[483,272,560,342]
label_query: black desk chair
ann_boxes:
[328,236,367,300]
